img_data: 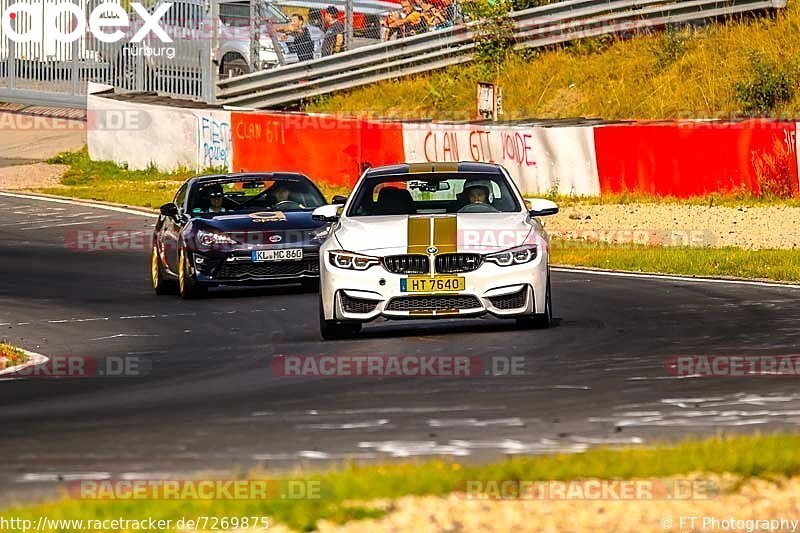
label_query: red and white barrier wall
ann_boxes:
[594,120,799,197]
[87,92,800,197]
[401,122,600,195]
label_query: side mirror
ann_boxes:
[527,198,559,217]
[160,203,179,217]
[312,203,342,222]
[332,195,348,204]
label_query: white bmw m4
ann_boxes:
[312,162,559,340]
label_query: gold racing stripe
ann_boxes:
[407,216,431,255]
[408,162,434,174]
[407,215,458,257]
[433,162,458,172]
[433,216,457,254]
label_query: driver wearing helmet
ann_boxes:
[193,184,228,215]
[465,184,490,205]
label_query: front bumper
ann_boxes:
[320,252,548,321]
[188,249,320,285]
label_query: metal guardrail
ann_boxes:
[217,0,786,108]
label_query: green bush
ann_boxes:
[652,28,688,69]
[511,0,555,10]
[461,0,517,75]
[734,52,795,115]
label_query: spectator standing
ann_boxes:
[385,0,426,40]
[322,6,346,56]
[433,0,460,25]
[306,9,326,58]
[284,13,314,62]
[418,0,448,29]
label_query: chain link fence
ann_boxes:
[0,0,466,105]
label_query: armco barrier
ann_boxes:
[593,120,799,197]
[87,94,800,198]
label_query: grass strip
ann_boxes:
[0,342,27,370]
[40,149,351,209]
[4,433,800,531]
[551,241,800,283]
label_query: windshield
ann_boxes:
[347,172,521,216]
[188,176,326,217]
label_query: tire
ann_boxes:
[178,247,207,300]
[319,295,361,340]
[516,275,552,329]
[151,242,177,295]
[220,56,250,79]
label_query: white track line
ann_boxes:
[20,221,101,231]
[553,267,800,289]
[0,191,158,218]
[4,190,798,290]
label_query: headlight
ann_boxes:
[328,250,380,270]
[197,230,237,247]
[485,245,537,266]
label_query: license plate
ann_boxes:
[401,276,465,293]
[252,248,303,262]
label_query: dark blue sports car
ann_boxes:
[151,173,336,298]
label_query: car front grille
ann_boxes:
[386,295,482,312]
[214,258,319,279]
[435,253,483,273]
[488,288,528,310]
[382,254,429,274]
[341,294,379,314]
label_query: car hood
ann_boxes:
[334,213,537,255]
[188,211,326,248]
[191,211,323,232]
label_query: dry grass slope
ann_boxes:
[308,4,800,120]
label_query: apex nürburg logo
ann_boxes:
[2,1,174,56]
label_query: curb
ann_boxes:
[0,348,49,377]
[0,103,86,121]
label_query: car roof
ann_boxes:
[191,172,312,184]
[364,162,504,178]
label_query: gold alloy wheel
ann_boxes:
[178,249,186,291]
[151,246,160,288]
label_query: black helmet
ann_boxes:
[205,184,224,198]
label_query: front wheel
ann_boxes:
[178,247,207,299]
[516,276,552,329]
[220,56,250,79]
[151,242,177,295]
[319,295,361,340]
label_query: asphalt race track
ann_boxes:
[2,192,800,504]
